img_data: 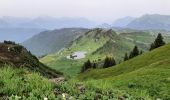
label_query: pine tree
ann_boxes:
[86,60,92,69]
[150,33,165,51]
[81,59,92,73]
[124,53,129,61]
[150,43,155,51]
[129,46,139,59]
[103,56,116,68]
[110,57,116,66]
[103,56,110,68]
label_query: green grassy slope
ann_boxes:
[79,43,170,80]
[77,43,170,99]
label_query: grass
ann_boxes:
[55,79,151,100]
[0,65,56,99]
[76,43,170,99]
[0,65,149,100]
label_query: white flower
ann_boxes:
[44,97,48,100]
[62,93,66,98]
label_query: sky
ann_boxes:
[0,0,169,23]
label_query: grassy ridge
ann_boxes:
[0,43,62,78]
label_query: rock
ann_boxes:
[49,77,65,84]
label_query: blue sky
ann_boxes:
[0,0,169,22]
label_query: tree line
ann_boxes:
[81,56,116,73]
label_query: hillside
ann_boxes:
[40,28,150,77]
[79,43,170,79]
[0,42,62,78]
[76,43,170,99]
[127,14,170,30]
[22,28,89,56]
[120,31,170,47]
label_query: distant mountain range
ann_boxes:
[2,14,170,31]
[0,16,97,29]
[126,14,170,30]
[1,14,170,43]
[0,16,97,43]
[112,14,170,31]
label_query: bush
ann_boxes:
[4,40,15,45]
[13,45,23,53]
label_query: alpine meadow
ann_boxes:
[0,0,170,100]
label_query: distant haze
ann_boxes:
[0,0,169,23]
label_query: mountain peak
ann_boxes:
[83,28,117,39]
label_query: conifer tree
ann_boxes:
[150,33,165,51]
[103,56,116,68]
[124,53,129,61]
[81,59,92,73]
[129,46,139,59]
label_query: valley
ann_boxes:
[0,2,170,98]
[40,28,170,77]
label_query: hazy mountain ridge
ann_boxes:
[0,16,97,29]
[112,14,170,31]
[0,16,96,43]
[112,16,135,27]
[22,28,89,56]
[127,14,170,30]
[0,28,45,43]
